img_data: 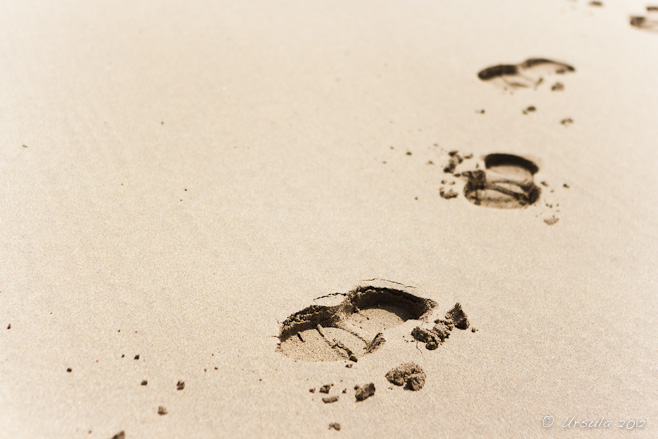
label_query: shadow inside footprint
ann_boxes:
[478,58,575,90]
[630,6,658,32]
[277,284,436,362]
[463,154,541,209]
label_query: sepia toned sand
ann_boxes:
[1,0,657,437]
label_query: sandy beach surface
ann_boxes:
[1,0,657,437]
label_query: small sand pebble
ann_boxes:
[440,188,458,199]
[157,406,168,415]
[329,423,341,431]
[544,216,559,226]
[443,153,463,173]
[141,380,148,386]
[319,384,333,394]
[134,355,140,360]
[322,396,339,404]
[110,431,125,439]
[176,381,185,390]
[551,82,564,91]
[66,368,72,373]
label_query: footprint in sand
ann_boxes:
[630,6,658,32]
[462,154,541,209]
[440,151,567,223]
[477,58,575,90]
[277,281,436,362]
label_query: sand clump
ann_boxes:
[319,384,333,394]
[411,327,445,350]
[354,383,376,401]
[385,363,427,391]
[551,82,564,91]
[445,303,469,330]
[411,302,470,349]
[630,6,658,32]
[443,151,464,174]
[322,396,339,404]
[431,321,452,341]
[439,188,458,200]
[544,216,559,226]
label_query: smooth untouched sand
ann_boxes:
[1,0,657,438]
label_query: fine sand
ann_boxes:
[1,0,657,438]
